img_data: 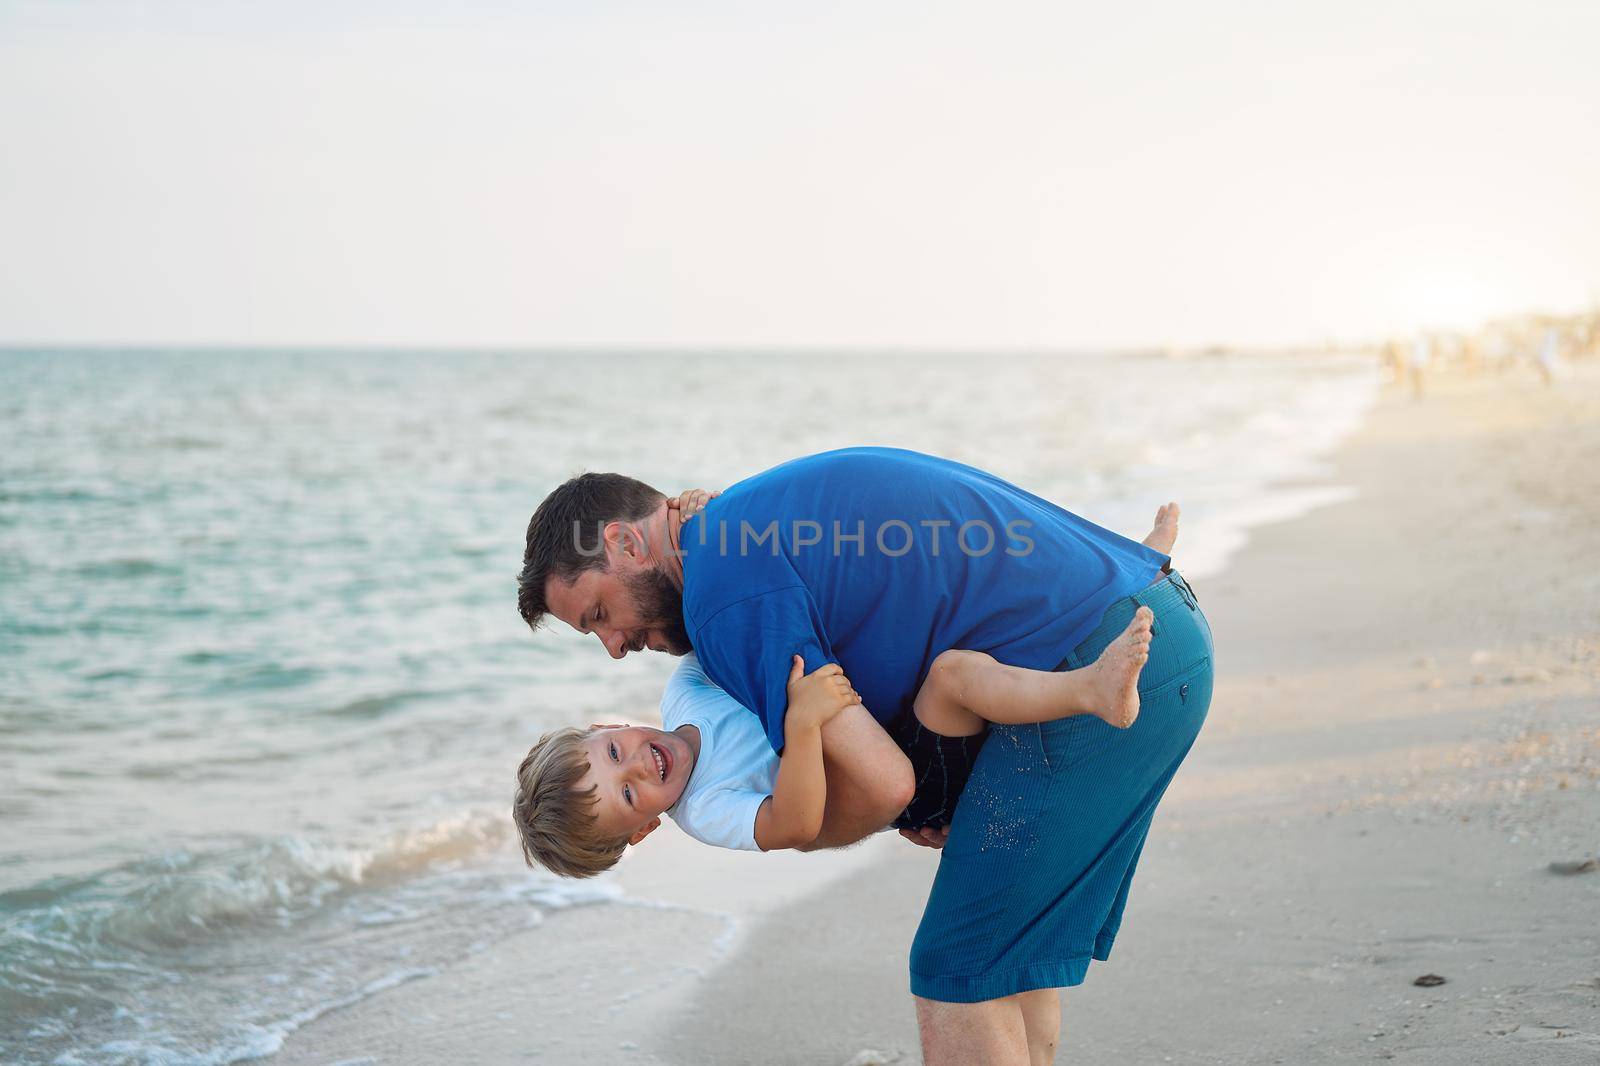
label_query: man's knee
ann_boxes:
[916,995,1031,1066]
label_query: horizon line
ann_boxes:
[0,338,1377,357]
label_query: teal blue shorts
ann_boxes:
[909,571,1213,1002]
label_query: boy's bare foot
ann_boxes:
[1142,502,1180,555]
[1088,606,1154,728]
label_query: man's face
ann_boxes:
[545,557,690,660]
[575,725,695,842]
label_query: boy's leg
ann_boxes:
[1143,501,1180,555]
[796,704,915,850]
[917,608,1154,732]
[913,501,1177,738]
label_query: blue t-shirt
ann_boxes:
[680,447,1168,752]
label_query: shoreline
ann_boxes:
[268,758,902,1065]
[274,364,1600,1064]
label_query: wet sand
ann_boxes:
[278,363,1600,1065]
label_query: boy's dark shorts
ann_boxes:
[887,708,988,831]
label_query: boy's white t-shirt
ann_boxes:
[661,653,778,851]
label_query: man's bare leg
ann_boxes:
[916,997,1030,1066]
[796,704,914,850]
[1017,989,1062,1066]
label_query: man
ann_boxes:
[519,446,1213,1065]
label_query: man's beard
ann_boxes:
[625,567,692,655]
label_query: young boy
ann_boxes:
[512,504,1181,877]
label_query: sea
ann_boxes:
[0,348,1377,1064]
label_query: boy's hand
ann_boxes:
[668,487,719,521]
[784,656,859,732]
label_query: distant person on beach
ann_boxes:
[1536,327,1561,386]
[1379,339,1405,386]
[1408,332,1431,400]
[513,502,1174,864]
[1483,329,1513,375]
[515,448,1213,1065]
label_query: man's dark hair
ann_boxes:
[518,472,665,630]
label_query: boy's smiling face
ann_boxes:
[576,725,696,845]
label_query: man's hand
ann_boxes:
[668,487,719,521]
[784,657,859,733]
[898,825,950,849]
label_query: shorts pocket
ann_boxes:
[1138,654,1212,706]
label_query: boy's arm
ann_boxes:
[752,724,827,850]
[752,657,859,851]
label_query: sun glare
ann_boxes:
[1396,272,1507,333]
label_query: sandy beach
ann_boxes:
[275,362,1600,1065]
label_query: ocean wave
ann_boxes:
[28,965,440,1066]
[0,811,624,1066]
[6,810,624,956]
[3,812,515,957]
[317,690,433,719]
[72,558,174,580]
[201,663,323,694]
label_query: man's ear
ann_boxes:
[628,818,661,846]
[602,521,647,561]
[601,521,628,561]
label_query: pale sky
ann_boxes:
[2,1,1597,349]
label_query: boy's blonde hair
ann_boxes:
[512,726,629,878]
